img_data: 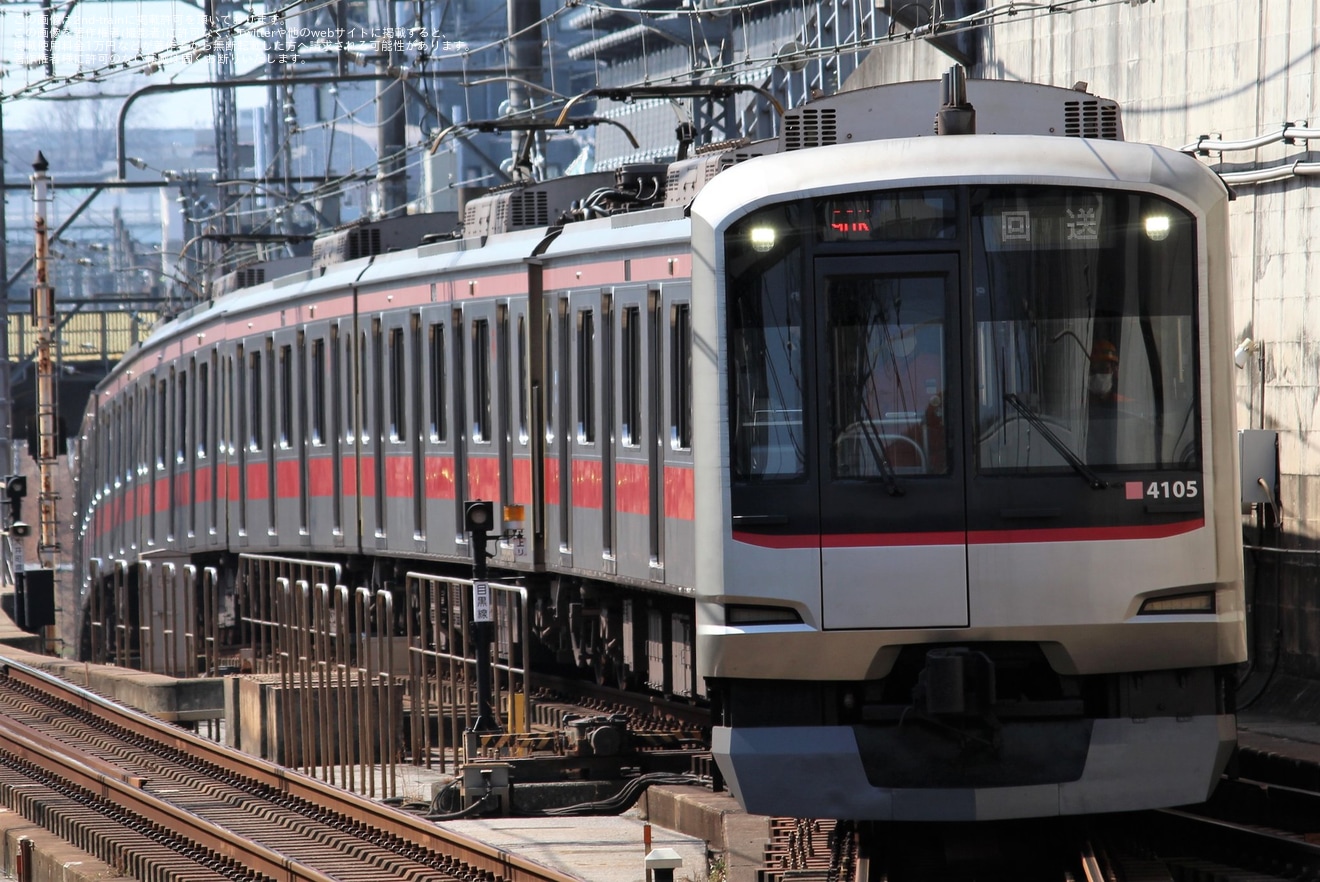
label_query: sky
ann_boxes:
[1,0,283,130]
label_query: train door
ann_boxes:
[363,318,386,547]
[200,350,218,547]
[660,285,694,590]
[257,338,278,547]
[188,355,206,547]
[150,372,168,549]
[492,297,536,570]
[419,305,460,558]
[167,366,181,547]
[304,325,334,550]
[272,328,305,547]
[461,299,503,515]
[568,289,607,575]
[610,285,654,583]
[813,255,968,629]
[334,319,354,549]
[409,314,426,553]
[450,306,469,546]
[547,293,571,567]
[379,313,417,550]
[233,345,250,547]
[183,361,197,549]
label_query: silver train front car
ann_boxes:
[690,132,1243,821]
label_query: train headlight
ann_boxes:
[1143,214,1171,241]
[726,604,802,626]
[749,226,777,252]
[1137,591,1215,615]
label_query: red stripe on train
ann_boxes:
[664,466,694,521]
[543,457,560,502]
[194,465,212,504]
[514,457,533,506]
[572,459,602,509]
[276,460,301,499]
[426,455,456,500]
[309,457,334,497]
[469,456,500,502]
[616,461,649,515]
[385,454,414,498]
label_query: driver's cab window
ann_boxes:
[972,187,1198,473]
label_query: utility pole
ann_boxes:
[507,0,544,180]
[29,152,57,574]
[0,101,11,482]
[375,1,407,216]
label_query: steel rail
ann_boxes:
[0,701,338,881]
[0,654,581,882]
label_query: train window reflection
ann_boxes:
[622,307,641,448]
[729,204,806,480]
[429,324,447,443]
[249,350,262,451]
[388,328,405,442]
[577,310,595,445]
[972,188,1198,473]
[828,274,947,478]
[670,304,692,451]
[473,319,492,443]
[310,339,325,445]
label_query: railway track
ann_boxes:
[0,656,582,882]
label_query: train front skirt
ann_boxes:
[712,714,1236,821]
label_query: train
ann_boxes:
[74,69,1247,821]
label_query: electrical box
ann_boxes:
[461,763,510,814]
[1239,429,1278,506]
[17,568,55,631]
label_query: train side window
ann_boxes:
[197,360,209,459]
[544,314,555,443]
[577,309,595,444]
[472,318,491,443]
[389,327,406,442]
[517,314,529,444]
[622,306,641,447]
[279,344,293,448]
[429,323,447,442]
[156,378,167,470]
[177,369,188,464]
[249,349,263,451]
[310,339,326,445]
[670,304,692,451]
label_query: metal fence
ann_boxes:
[85,552,533,795]
[86,556,211,677]
[403,571,531,774]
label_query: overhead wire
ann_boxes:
[5,0,1170,284]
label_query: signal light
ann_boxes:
[3,475,25,534]
[464,500,493,534]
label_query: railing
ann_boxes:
[84,551,534,794]
[403,571,531,773]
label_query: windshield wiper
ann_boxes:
[1003,393,1108,490]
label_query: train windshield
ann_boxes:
[971,188,1198,473]
[727,185,1200,485]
